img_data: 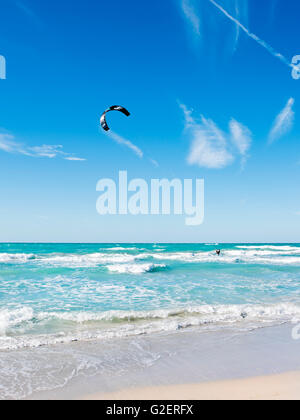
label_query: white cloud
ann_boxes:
[181,105,252,169]
[229,119,252,155]
[180,103,195,127]
[64,157,86,161]
[180,0,201,37]
[269,98,295,143]
[149,158,159,167]
[182,105,233,169]
[29,144,64,158]
[107,131,143,159]
[232,1,250,52]
[179,0,297,72]
[209,0,293,71]
[179,0,250,55]
[229,118,252,167]
[187,117,234,169]
[0,135,24,154]
[0,133,85,161]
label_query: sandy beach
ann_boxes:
[85,371,300,400]
[23,322,300,400]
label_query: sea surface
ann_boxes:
[1,243,300,399]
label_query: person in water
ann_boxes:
[216,249,221,256]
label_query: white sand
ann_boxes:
[85,371,300,400]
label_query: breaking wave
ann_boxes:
[0,253,36,263]
[106,263,168,274]
[1,244,300,268]
[0,302,299,350]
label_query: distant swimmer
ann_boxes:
[216,249,221,256]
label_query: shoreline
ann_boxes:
[27,323,300,400]
[84,371,300,400]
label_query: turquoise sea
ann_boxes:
[1,243,300,398]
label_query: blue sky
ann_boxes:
[0,0,299,242]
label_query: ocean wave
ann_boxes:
[1,245,300,268]
[100,247,139,251]
[40,253,139,267]
[151,250,300,265]
[0,252,143,267]
[236,245,300,251]
[226,249,300,256]
[37,303,300,323]
[0,307,34,335]
[0,302,299,350]
[106,263,168,274]
[0,253,36,263]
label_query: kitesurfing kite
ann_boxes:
[100,105,131,132]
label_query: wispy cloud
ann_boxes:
[179,0,298,72]
[235,0,251,50]
[181,104,252,169]
[105,131,159,165]
[229,119,252,167]
[268,98,295,144]
[107,131,143,159]
[208,0,294,71]
[14,1,42,26]
[64,157,86,162]
[180,0,201,37]
[149,158,159,167]
[183,109,234,169]
[0,133,85,161]
[270,0,279,22]
[186,118,234,169]
[15,1,35,17]
[179,0,249,54]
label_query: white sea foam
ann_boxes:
[39,252,139,267]
[0,253,36,263]
[106,263,167,274]
[1,245,300,268]
[38,303,300,323]
[0,307,34,335]
[1,302,299,350]
[0,252,143,267]
[236,245,300,251]
[151,250,300,265]
[101,247,139,251]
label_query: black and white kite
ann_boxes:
[100,105,131,132]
